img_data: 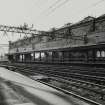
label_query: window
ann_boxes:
[41,52,45,58]
[35,53,40,59]
[101,51,105,57]
[53,52,59,58]
[31,53,34,57]
[20,55,22,60]
[23,55,25,60]
[96,51,101,57]
[31,53,34,61]
[48,52,52,56]
[59,52,63,57]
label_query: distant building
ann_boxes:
[0,54,8,62]
[7,14,105,63]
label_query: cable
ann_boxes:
[74,0,105,16]
[88,0,105,7]
[37,0,62,18]
[46,0,70,16]
[46,0,61,10]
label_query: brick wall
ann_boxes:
[9,15,105,53]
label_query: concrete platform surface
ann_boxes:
[0,67,92,105]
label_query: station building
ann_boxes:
[8,14,105,64]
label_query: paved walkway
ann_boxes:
[0,67,92,105]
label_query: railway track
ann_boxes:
[1,63,105,104]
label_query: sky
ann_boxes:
[0,0,105,55]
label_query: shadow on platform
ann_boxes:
[0,89,8,105]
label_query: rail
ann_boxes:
[0,63,104,104]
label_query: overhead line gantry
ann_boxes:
[0,24,87,42]
[0,24,47,36]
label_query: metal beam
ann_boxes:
[0,25,47,36]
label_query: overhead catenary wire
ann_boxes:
[46,0,61,10]
[73,0,105,16]
[39,0,105,19]
[88,0,105,7]
[45,0,71,16]
[50,0,105,15]
[47,0,105,16]
[36,0,62,18]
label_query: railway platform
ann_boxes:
[0,67,97,105]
